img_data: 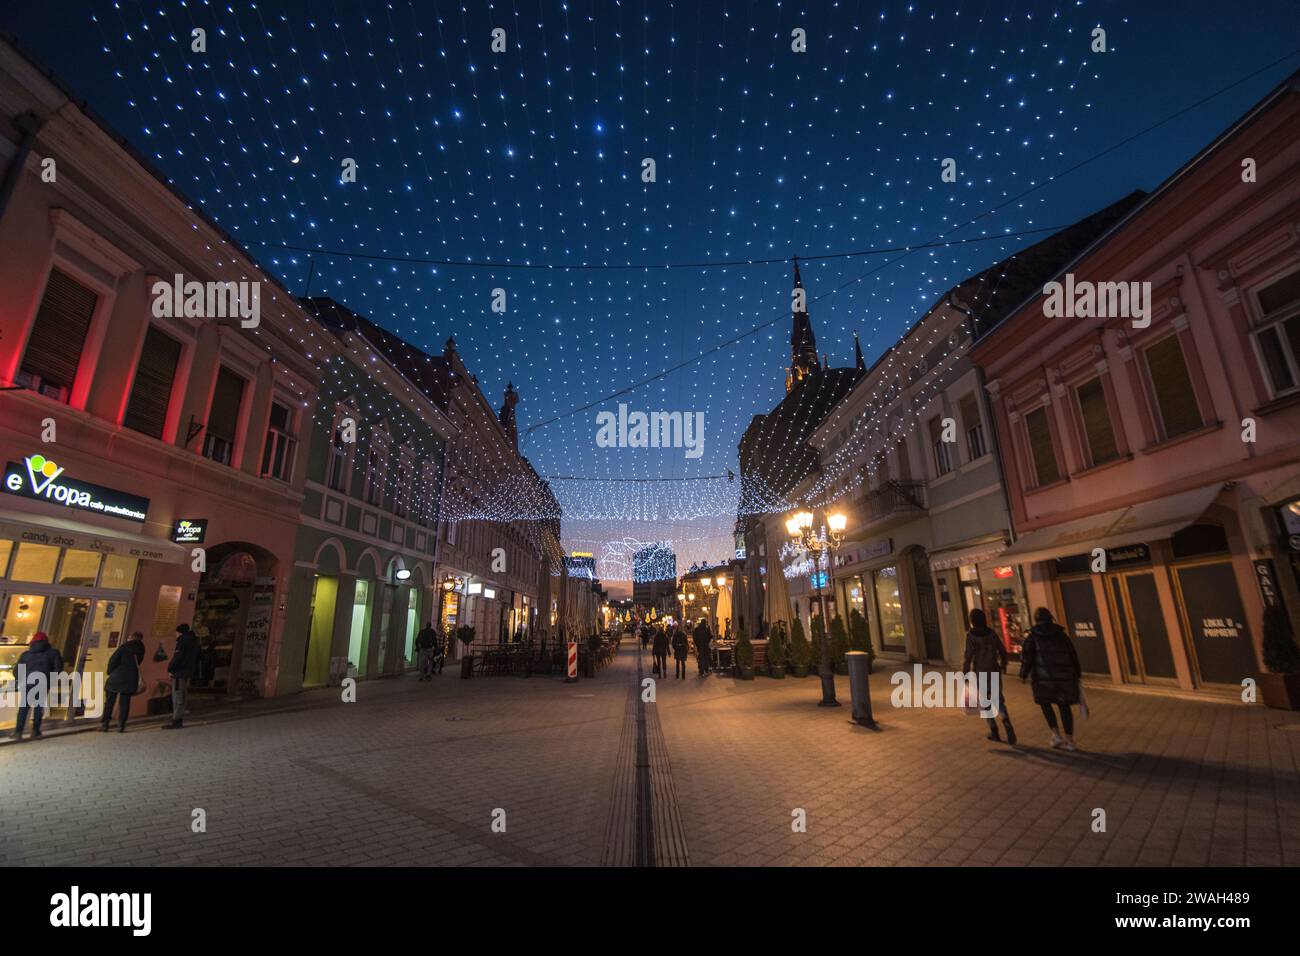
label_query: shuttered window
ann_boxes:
[19,268,97,400]
[202,367,245,465]
[959,393,986,460]
[1076,376,1118,466]
[928,416,952,476]
[123,326,182,439]
[1144,334,1202,439]
[1024,406,1060,487]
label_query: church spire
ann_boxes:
[854,330,865,372]
[787,256,819,393]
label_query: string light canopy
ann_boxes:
[52,1,1181,578]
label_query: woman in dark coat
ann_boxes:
[1019,607,1081,751]
[102,631,145,733]
[671,626,690,680]
[651,627,670,678]
[692,619,712,676]
[962,608,1016,745]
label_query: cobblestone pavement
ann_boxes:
[3,642,1298,866]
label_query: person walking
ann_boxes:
[651,626,669,678]
[640,625,651,651]
[1019,607,1082,751]
[693,618,712,677]
[962,608,1016,745]
[11,631,63,741]
[163,623,200,730]
[101,631,145,733]
[415,621,439,681]
[671,625,689,679]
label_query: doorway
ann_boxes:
[1107,571,1178,683]
[910,548,945,660]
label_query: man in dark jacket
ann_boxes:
[164,623,201,730]
[102,632,145,733]
[693,618,712,676]
[962,608,1016,745]
[12,631,63,740]
[1019,607,1082,751]
[651,627,670,678]
[671,626,689,679]
[415,621,439,681]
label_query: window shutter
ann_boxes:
[1144,335,1202,438]
[208,367,245,442]
[21,268,97,394]
[1024,406,1059,486]
[123,326,182,439]
[1076,376,1118,465]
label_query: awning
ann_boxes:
[0,507,188,564]
[997,483,1226,567]
[929,535,1010,572]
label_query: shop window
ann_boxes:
[17,267,97,403]
[260,400,298,483]
[1023,406,1060,487]
[1143,334,1203,439]
[101,555,139,590]
[1251,269,1300,397]
[202,366,246,466]
[123,325,183,439]
[1075,376,1119,466]
[0,593,47,644]
[0,540,12,576]
[1171,523,1230,559]
[873,565,905,650]
[928,416,952,476]
[9,543,60,584]
[959,393,986,460]
[57,550,102,587]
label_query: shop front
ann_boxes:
[928,536,1028,665]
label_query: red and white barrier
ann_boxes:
[565,641,578,682]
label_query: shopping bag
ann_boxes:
[961,681,983,716]
[153,642,169,663]
[1077,680,1090,720]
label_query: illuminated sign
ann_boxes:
[483,587,497,599]
[4,455,149,523]
[467,582,483,595]
[992,566,1014,579]
[171,519,208,544]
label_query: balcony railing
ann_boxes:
[854,479,927,531]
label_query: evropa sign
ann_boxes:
[3,455,150,522]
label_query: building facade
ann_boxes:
[973,74,1300,695]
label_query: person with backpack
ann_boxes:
[101,632,146,733]
[1019,607,1082,751]
[671,624,690,679]
[164,623,201,730]
[11,631,63,741]
[962,608,1016,745]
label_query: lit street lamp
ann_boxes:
[786,507,848,709]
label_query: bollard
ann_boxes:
[846,651,876,727]
[565,641,578,683]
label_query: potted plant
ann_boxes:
[456,625,476,679]
[735,624,755,680]
[829,615,850,674]
[1259,604,1300,710]
[848,608,875,674]
[789,618,812,677]
[767,622,788,678]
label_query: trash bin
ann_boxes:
[460,654,475,679]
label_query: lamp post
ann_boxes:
[786,508,847,708]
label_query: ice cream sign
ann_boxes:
[4,454,150,522]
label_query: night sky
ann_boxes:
[4,1,1298,592]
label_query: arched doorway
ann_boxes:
[193,542,278,696]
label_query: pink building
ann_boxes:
[972,73,1300,696]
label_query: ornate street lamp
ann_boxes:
[786,508,849,708]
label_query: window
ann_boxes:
[1024,406,1060,487]
[260,401,298,482]
[392,452,413,518]
[363,432,388,507]
[1075,376,1119,466]
[928,416,952,476]
[123,326,182,439]
[202,367,245,465]
[18,268,97,402]
[1143,334,1202,439]
[959,393,987,460]
[326,409,354,492]
[1252,270,1300,396]
[417,459,438,526]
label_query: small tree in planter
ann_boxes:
[848,608,875,673]
[789,618,812,677]
[735,623,755,680]
[829,615,850,674]
[1259,604,1300,710]
[456,625,476,679]
[767,622,788,678]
